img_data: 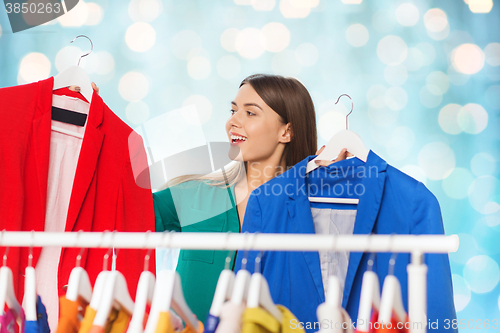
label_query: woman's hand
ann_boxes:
[67,82,99,95]
[314,147,353,167]
[91,82,99,94]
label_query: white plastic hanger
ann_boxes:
[144,231,198,333]
[230,234,254,306]
[357,254,381,333]
[209,253,235,317]
[316,276,344,333]
[0,247,23,319]
[378,253,407,324]
[93,248,135,327]
[89,271,109,310]
[53,35,94,104]
[127,249,156,333]
[22,239,37,321]
[230,269,250,305]
[306,94,369,198]
[89,248,114,310]
[144,270,198,333]
[66,247,92,304]
[93,270,135,326]
[247,253,282,322]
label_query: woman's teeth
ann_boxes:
[231,135,247,142]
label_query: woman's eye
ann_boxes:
[247,111,255,116]
[230,109,236,115]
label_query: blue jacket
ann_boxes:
[235,151,457,333]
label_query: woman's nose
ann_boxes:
[229,110,243,127]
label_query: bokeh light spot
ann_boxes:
[438,103,462,135]
[418,142,456,180]
[471,152,497,177]
[377,35,408,65]
[442,167,475,199]
[261,22,290,52]
[463,255,500,293]
[125,22,156,52]
[452,274,472,312]
[452,44,485,75]
[457,103,488,134]
[395,3,419,27]
[346,23,369,47]
[235,28,266,59]
[18,52,51,84]
[118,72,149,102]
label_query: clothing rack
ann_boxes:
[0,232,459,333]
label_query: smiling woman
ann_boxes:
[153,73,331,324]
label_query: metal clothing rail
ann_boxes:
[0,231,459,253]
[0,231,459,333]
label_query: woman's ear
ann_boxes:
[279,123,293,143]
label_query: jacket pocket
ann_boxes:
[181,213,225,264]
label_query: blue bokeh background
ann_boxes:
[1,0,499,329]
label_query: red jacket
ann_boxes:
[0,77,155,300]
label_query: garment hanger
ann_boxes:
[144,231,198,333]
[315,241,344,333]
[209,234,235,317]
[89,235,114,310]
[357,252,381,333]
[230,232,252,306]
[306,94,369,175]
[53,35,94,104]
[146,271,198,332]
[247,252,283,322]
[22,233,37,321]
[127,242,156,333]
[307,94,368,205]
[52,35,93,138]
[66,235,92,304]
[378,251,407,324]
[316,277,344,333]
[93,247,135,327]
[0,240,23,319]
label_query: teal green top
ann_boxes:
[153,180,240,322]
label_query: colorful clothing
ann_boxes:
[0,308,26,333]
[25,296,50,333]
[241,305,304,333]
[78,307,97,333]
[203,315,219,333]
[155,312,203,333]
[214,302,245,333]
[56,296,87,333]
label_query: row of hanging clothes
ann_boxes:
[0,246,201,333]
[205,251,411,333]
[0,243,428,333]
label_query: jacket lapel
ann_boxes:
[342,150,387,308]
[65,88,104,232]
[287,157,325,303]
[32,79,54,221]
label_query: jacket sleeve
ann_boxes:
[234,191,263,274]
[153,188,181,232]
[411,181,457,332]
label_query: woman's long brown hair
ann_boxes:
[239,74,318,169]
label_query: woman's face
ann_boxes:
[225,83,291,163]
